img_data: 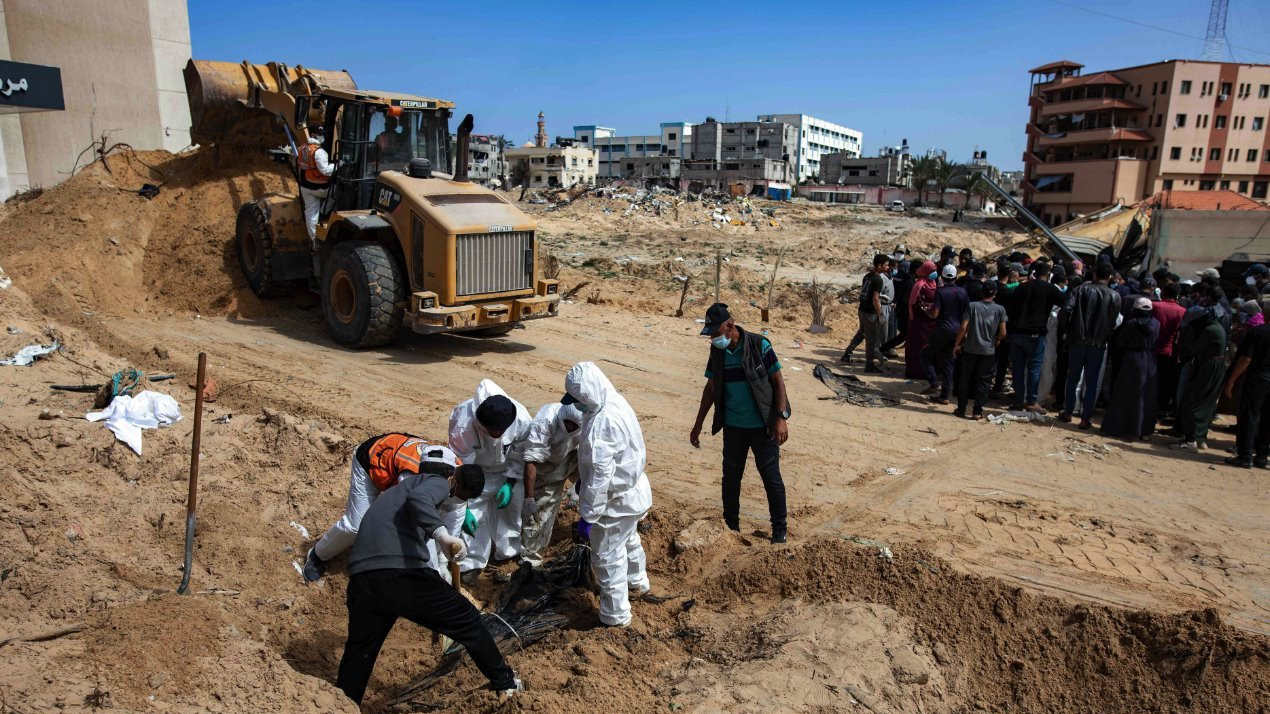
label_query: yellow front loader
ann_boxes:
[185,60,559,347]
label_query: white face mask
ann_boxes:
[711,335,732,349]
[1247,276,1258,286]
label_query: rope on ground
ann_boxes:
[813,363,901,408]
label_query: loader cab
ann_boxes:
[315,92,453,214]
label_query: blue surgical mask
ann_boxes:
[929,272,938,280]
[1059,285,1068,293]
[711,335,732,349]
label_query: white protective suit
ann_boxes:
[519,403,583,564]
[448,379,532,572]
[566,362,653,627]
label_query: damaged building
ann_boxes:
[505,112,598,190]
[684,118,798,195]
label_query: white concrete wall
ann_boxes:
[0,2,31,197]
[2,0,191,191]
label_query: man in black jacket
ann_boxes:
[1058,261,1122,429]
[690,303,791,543]
[1003,262,1065,412]
[335,464,520,704]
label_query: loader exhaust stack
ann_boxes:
[453,114,474,183]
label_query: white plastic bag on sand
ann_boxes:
[0,340,60,366]
[85,390,182,455]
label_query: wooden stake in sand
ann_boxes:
[762,246,786,322]
[714,249,722,304]
[674,274,691,317]
[177,352,207,596]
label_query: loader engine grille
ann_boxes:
[455,231,534,297]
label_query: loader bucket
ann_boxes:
[184,59,357,147]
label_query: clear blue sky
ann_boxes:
[189,0,1270,171]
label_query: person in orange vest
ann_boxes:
[297,125,336,242]
[304,434,474,581]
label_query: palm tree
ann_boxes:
[909,155,935,206]
[961,170,983,210]
[932,156,958,208]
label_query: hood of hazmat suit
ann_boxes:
[521,402,582,473]
[448,379,532,495]
[564,362,652,522]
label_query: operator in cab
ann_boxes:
[297,125,336,242]
[375,114,413,167]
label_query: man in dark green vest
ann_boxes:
[690,303,791,543]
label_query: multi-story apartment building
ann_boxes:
[1024,59,1270,225]
[688,118,798,183]
[757,113,862,182]
[572,122,693,178]
[819,152,910,187]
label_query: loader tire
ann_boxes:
[321,241,405,348]
[236,202,291,298]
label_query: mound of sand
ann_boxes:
[0,148,292,326]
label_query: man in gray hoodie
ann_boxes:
[334,462,520,704]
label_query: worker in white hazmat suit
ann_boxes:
[448,379,532,581]
[562,362,652,628]
[519,402,584,565]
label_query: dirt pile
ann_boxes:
[0,148,291,327]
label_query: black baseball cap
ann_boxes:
[700,302,731,336]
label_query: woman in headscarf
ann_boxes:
[1233,300,1264,346]
[1101,297,1160,440]
[1170,290,1228,452]
[905,259,939,379]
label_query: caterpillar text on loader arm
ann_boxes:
[185,59,559,347]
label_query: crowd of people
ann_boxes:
[845,243,1270,468]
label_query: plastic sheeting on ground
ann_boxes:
[85,390,182,455]
[0,340,60,366]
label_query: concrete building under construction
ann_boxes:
[1024,58,1270,225]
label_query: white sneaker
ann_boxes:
[1170,441,1198,452]
[497,677,524,700]
[1197,441,1209,451]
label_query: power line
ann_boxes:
[1042,0,1270,57]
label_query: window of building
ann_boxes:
[1239,180,1250,193]
[1199,180,1216,190]
[1209,147,1221,160]
[1170,146,1181,160]
[1220,82,1232,96]
[1156,113,1164,127]
[1175,113,1187,127]
[1261,85,1270,98]
[1151,146,1159,159]
[625,163,634,171]
[1220,180,1231,190]
[1200,115,1209,128]
[667,133,676,141]
[1250,149,1260,162]
[1163,179,1174,190]
[1254,182,1268,199]
[1255,117,1265,131]
[1215,115,1227,129]
[1191,147,1202,160]
[1152,81,1158,95]
[1160,81,1168,94]
[533,175,542,183]
[1180,80,1192,94]
[1228,147,1237,161]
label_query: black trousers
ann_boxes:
[721,426,787,533]
[1157,354,1180,415]
[921,329,958,397]
[1235,372,1270,461]
[957,352,996,413]
[336,568,516,704]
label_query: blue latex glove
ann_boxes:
[463,507,478,536]
[495,481,513,509]
[575,518,592,542]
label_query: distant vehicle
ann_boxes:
[888,200,905,212]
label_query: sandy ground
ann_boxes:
[0,150,1266,713]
